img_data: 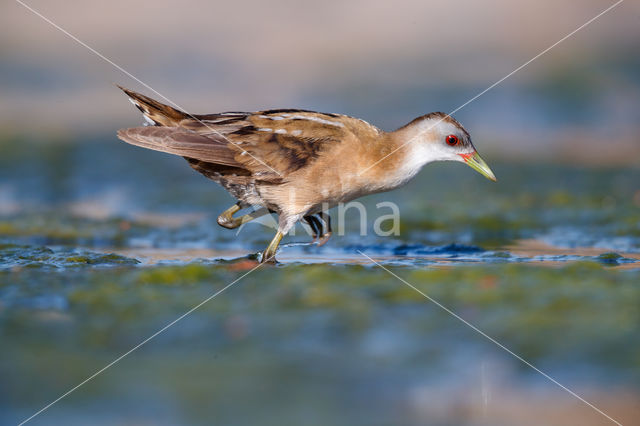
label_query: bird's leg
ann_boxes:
[260,215,299,263]
[303,215,323,241]
[316,212,332,246]
[261,231,284,263]
[217,203,241,228]
[217,203,270,229]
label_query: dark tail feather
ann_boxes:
[117,85,188,127]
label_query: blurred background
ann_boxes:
[1,1,639,425]
[2,0,639,163]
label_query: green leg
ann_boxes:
[261,231,284,263]
[217,203,269,229]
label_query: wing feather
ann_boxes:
[117,127,239,166]
[118,105,372,181]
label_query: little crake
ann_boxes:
[117,87,496,262]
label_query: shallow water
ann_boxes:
[1,136,639,425]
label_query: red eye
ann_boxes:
[446,134,459,146]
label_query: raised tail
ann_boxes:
[117,85,189,126]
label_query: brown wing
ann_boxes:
[117,127,238,166]
[118,125,286,183]
[117,87,377,182]
[178,109,359,174]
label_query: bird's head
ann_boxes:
[398,112,496,182]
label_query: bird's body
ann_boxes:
[117,87,496,261]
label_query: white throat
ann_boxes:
[396,118,468,180]
[407,139,454,169]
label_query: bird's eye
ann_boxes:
[446,134,459,146]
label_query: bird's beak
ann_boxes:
[459,152,497,182]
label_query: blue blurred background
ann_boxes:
[1,1,639,425]
[2,0,639,164]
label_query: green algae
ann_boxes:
[135,263,217,286]
[3,261,638,359]
[597,252,623,262]
[0,215,152,247]
[0,244,139,269]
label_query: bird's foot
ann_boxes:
[316,231,332,247]
[260,230,284,263]
[259,250,279,264]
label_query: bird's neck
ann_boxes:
[362,128,434,191]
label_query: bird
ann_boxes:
[116,86,496,262]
